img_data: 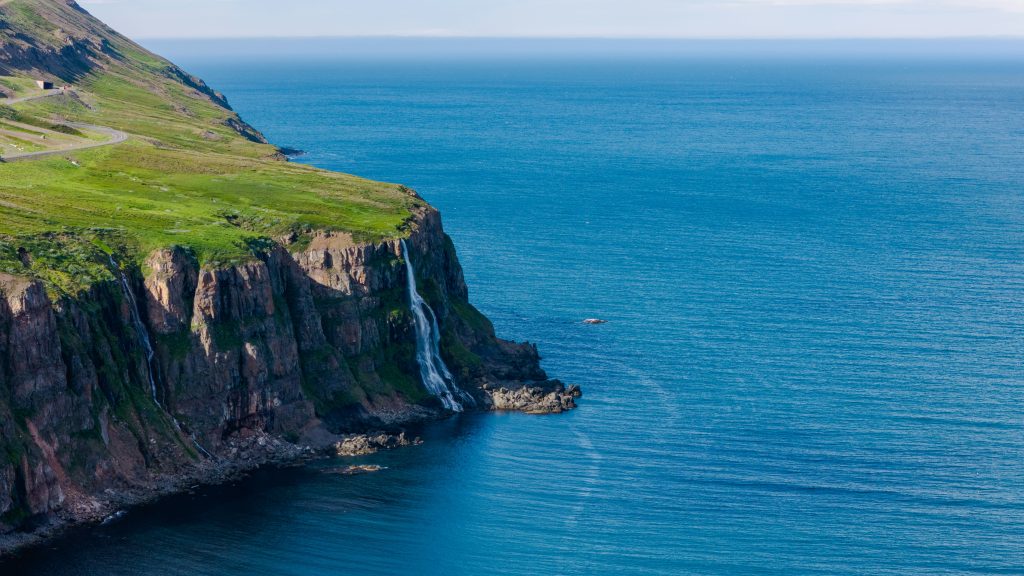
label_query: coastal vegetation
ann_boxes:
[0,0,421,295]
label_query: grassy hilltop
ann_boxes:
[0,0,420,294]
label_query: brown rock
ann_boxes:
[0,207,574,552]
[144,248,198,335]
[334,432,422,457]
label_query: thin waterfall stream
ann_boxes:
[108,256,214,459]
[401,239,475,412]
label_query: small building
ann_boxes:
[36,80,54,90]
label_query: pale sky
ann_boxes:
[78,0,1024,39]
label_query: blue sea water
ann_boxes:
[6,40,1024,575]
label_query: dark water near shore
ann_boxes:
[6,41,1024,574]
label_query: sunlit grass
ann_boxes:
[0,1,422,295]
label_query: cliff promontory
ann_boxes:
[0,0,576,552]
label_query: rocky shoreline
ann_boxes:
[0,431,321,557]
[0,426,421,556]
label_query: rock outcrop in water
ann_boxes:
[334,432,423,457]
[0,205,573,551]
[482,381,582,414]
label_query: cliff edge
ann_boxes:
[0,0,577,552]
[0,205,577,549]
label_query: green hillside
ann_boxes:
[0,0,420,294]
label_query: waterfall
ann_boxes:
[110,256,161,406]
[401,239,475,412]
[108,256,214,459]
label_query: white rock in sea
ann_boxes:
[335,465,385,475]
[101,510,127,525]
[583,318,608,325]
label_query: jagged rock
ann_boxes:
[331,465,385,475]
[483,380,582,414]
[100,510,126,525]
[334,432,422,457]
[277,146,305,157]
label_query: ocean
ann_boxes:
[6,40,1024,575]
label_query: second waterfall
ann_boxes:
[108,255,213,459]
[401,239,475,412]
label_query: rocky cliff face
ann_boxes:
[0,205,575,546]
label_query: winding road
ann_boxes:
[0,89,128,162]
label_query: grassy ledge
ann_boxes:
[0,0,421,295]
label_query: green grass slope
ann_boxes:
[0,0,421,294]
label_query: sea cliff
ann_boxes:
[0,0,579,553]
[0,203,578,552]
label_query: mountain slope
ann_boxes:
[0,0,419,292]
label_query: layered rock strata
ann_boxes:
[0,205,574,550]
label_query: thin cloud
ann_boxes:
[73,0,1024,38]
[725,0,1024,11]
